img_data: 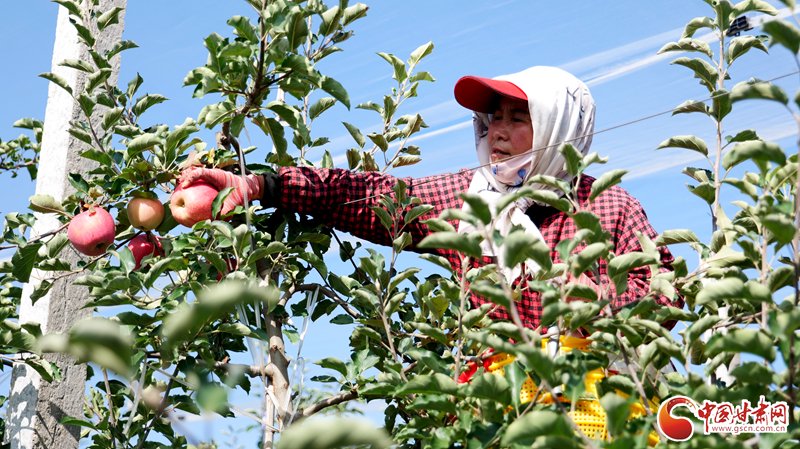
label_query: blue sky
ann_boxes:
[1,0,798,445]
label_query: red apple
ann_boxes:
[169,180,218,227]
[68,206,116,256]
[127,234,163,270]
[215,257,238,281]
[127,197,165,231]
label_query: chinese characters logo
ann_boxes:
[657,395,788,441]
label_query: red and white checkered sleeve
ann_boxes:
[278,167,471,249]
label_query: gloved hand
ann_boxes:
[177,167,264,215]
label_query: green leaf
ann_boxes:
[12,243,42,283]
[320,76,350,109]
[163,280,280,344]
[254,116,287,158]
[44,233,69,258]
[317,357,348,376]
[684,314,721,345]
[732,0,779,16]
[342,3,369,26]
[58,59,94,73]
[318,6,343,36]
[397,373,459,395]
[767,266,794,292]
[560,143,582,177]
[682,16,715,38]
[39,72,72,95]
[97,6,124,30]
[309,97,337,120]
[707,328,775,361]
[728,35,769,64]
[589,169,627,201]
[76,93,95,117]
[107,40,138,60]
[657,135,708,156]
[126,73,144,99]
[53,0,82,18]
[409,41,434,67]
[67,318,134,375]
[501,411,573,446]
[276,417,392,449]
[672,99,710,116]
[722,140,786,170]
[714,0,734,32]
[671,57,719,91]
[26,357,61,383]
[286,11,310,50]
[367,133,388,152]
[418,232,482,259]
[377,52,407,83]
[607,252,658,280]
[654,229,700,246]
[461,193,492,225]
[468,372,510,402]
[763,20,800,54]
[101,107,124,131]
[763,213,796,244]
[731,81,789,105]
[29,194,66,214]
[342,122,365,148]
[657,38,713,58]
[527,190,571,212]
[197,383,229,414]
[727,129,759,143]
[404,204,434,225]
[133,94,168,117]
[227,16,259,43]
[711,89,732,121]
[503,230,552,271]
[569,242,608,277]
[696,277,744,306]
[600,393,634,437]
[127,133,161,155]
[730,362,776,385]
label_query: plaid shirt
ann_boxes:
[279,166,680,329]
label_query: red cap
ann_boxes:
[453,76,527,113]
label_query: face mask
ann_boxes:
[490,152,534,188]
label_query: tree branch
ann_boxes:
[292,389,359,421]
[214,361,276,379]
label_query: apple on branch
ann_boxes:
[68,206,116,256]
[127,197,165,231]
[169,180,218,227]
[128,234,164,270]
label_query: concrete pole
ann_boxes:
[6,1,126,448]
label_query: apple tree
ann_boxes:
[0,0,799,448]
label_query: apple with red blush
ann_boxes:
[127,234,164,269]
[169,180,218,227]
[68,206,116,256]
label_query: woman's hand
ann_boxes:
[177,167,264,215]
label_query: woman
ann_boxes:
[178,66,681,329]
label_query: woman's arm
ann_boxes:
[278,166,472,249]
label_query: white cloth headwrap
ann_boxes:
[457,66,596,282]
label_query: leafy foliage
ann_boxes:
[0,0,798,448]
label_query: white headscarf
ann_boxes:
[457,66,596,282]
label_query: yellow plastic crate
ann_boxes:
[476,336,660,446]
